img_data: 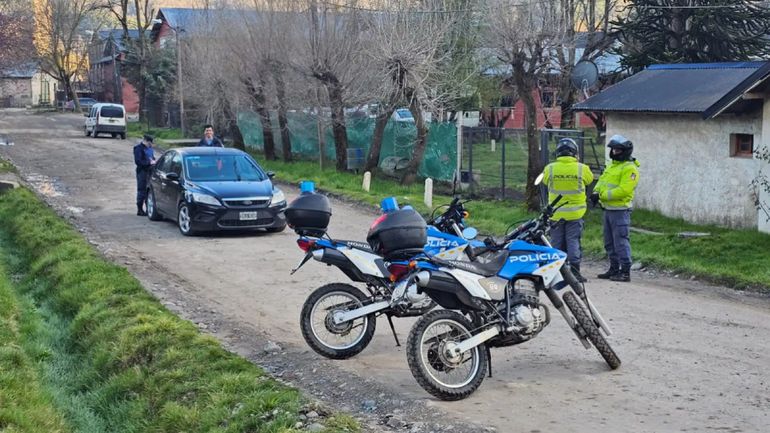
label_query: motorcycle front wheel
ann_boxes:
[300,283,376,359]
[406,310,488,401]
[562,291,621,370]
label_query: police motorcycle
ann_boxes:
[285,181,486,359]
[401,176,621,401]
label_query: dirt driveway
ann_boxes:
[2,110,769,433]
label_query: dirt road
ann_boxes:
[2,110,769,433]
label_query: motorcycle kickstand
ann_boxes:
[486,345,492,378]
[386,314,401,347]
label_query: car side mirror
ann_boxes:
[166,172,180,181]
[267,171,275,179]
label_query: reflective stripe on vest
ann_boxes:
[547,164,585,195]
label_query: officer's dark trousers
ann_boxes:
[550,219,584,268]
[603,209,632,268]
[136,168,148,207]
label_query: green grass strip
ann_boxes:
[0,187,358,433]
[0,239,71,432]
[256,157,770,292]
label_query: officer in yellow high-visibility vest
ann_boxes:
[590,134,641,282]
[541,138,594,282]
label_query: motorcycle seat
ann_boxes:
[445,250,508,277]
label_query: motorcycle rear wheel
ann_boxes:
[300,283,376,359]
[406,310,488,401]
[562,291,621,370]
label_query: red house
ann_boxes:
[88,30,141,115]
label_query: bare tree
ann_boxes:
[0,0,34,71]
[33,0,102,111]
[485,0,565,210]
[101,0,157,121]
[555,0,621,128]
[363,0,473,184]
[299,0,371,171]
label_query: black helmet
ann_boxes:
[607,134,633,161]
[556,138,578,157]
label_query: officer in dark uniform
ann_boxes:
[133,134,155,216]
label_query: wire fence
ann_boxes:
[459,127,603,200]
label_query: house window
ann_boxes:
[730,133,754,157]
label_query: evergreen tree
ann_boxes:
[614,0,770,70]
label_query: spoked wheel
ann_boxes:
[177,203,196,236]
[406,310,488,401]
[300,283,376,359]
[563,291,621,370]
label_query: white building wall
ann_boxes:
[606,113,761,229]
[760,99,770,234]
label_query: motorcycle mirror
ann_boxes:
[462,227,478,240]
[534,172,544,186]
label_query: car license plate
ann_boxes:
[239,211,258,221]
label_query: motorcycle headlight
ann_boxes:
[270,188,286,206]
[190,192,221,206]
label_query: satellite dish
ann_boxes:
[571,60,599,92]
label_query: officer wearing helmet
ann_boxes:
[541,137,594,282]
[590,134,641,282]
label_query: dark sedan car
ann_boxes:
[146,147,287,235]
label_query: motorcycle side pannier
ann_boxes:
[285,192,332,236]
[367,208,427,259]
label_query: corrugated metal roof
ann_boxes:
[0,63,37,78]
[573,62,770,117]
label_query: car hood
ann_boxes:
[188,180,274,199]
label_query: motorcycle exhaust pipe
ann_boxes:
[414,271,431,287]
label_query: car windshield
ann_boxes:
[100,106,123,118]
[184,155,265,182]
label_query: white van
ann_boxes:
[84,103,126,139]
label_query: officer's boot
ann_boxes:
[571,264,587,283]
[597,263,619,279]
[137,203,147,216]
[609,264,631,282]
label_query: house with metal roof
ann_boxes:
[87,29,145,115]
[0,62,56,108]
[574,62,770,233]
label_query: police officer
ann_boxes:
[197,124,224,147]
[542,138,594,282]
[133,134,155,216]
[590,134,640,282]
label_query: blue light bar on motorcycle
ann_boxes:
[300,180,315,194]
[381,197,399,213]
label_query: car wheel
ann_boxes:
[146,189,162,221]
[120,133,126,140]
[85,126,90,137]
[111,133,117,138]
[177,203,196,236]
[93,129,99,138]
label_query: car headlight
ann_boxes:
[270,189,286,206]
[190,192,221,206]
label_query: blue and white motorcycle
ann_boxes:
[403,192,621,400]
[291,195,484,359]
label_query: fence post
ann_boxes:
[491,139,496,152]
[468,129,474,197]
[424,178,433,208]
[500,128,506,200]
[362,171,371,192]
[456,112,463,191]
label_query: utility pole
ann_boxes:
[176,27,185,137]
